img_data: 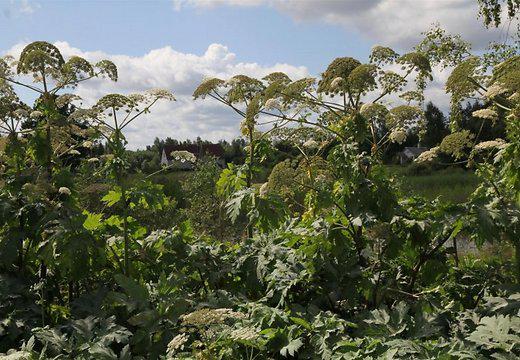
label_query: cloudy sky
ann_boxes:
[0,0,515,149]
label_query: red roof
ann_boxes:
[163,143,225,160]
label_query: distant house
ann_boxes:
[160,143,225,169]
[398,147,428,164]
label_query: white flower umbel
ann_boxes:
[167,333,189,353]
[13,109,28,118]
[68,149,81,155]
[58,187,71,196]
[474,139,506,151]
[484,84,507,99]
[230,327,258,341]
[508,92,519,102]
[259,182,269,198]
[30,110,43,119]
[56,94,81,109]
[264,98,281,110]
[330,76,344,90]
[303,139,319,150]
[170,150,196,164]
[181,308,246,326]
[415,147,439,164]
[87,157,100,163]
[472,108,498,120]
[81,141,93,148]
[389,128,407,144]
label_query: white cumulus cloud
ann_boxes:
[5,41,309,149]
[173,0,516,49]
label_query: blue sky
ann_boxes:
[1,0,371,73]
[0,0,514,149]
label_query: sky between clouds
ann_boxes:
[0,0,516,149]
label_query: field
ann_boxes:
[387,165,480,203]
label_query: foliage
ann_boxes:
[478,0,520,27]
[0,12,519,360]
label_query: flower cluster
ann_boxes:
[13,109,28,118]
[181,308,246,326]
[68,108,97,121]
[263,72,291,85]
[56,94,81,108]
[167,333,189,353]
[303,139,319,150]
[415,147,439,164]
[170,150,197,164]
[259,182,269,198]
[509,92,520,102]
[193,78,225,99]
[439,130,474,160]
[58,187,71,196]
[330,77,344,90]
[30,111,43,119]
[369,45,398,65]
[484,84,507,99]
[317,57,361,95]
[229,327,258,341]
[360,103,389,123]
[398,52,432,75]
[472,108,498,120]
[474,139,506,151]
[148,88,176,101]
[264,98,281,110]
[17,41,65,75]
[386,105,424,130]
[389,128,407,144]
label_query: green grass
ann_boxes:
[386,165,480,203]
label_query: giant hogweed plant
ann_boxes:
[0,41,118,325]
[76,90,175,277]
[451,55,520,281]
[0,42,175,331]
[193,51,432,236]
[193,75,277,238]
[193,47,466,305]
[415,25,520,281]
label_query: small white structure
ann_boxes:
[160,143,225,169]
[398,147,428,164]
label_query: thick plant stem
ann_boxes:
[453,237,459,267]
[246,128,254,239]
[515,239,520,284]
[39,89,53,326]
[113,121,130,277]
[121,182,130,277]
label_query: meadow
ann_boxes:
[387,166,479,203]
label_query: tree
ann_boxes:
[422,102,449,147]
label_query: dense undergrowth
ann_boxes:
[0,8,519,360]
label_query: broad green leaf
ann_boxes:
[280,337,304,357]
[83,211,104,231]
[102,190,122,207]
